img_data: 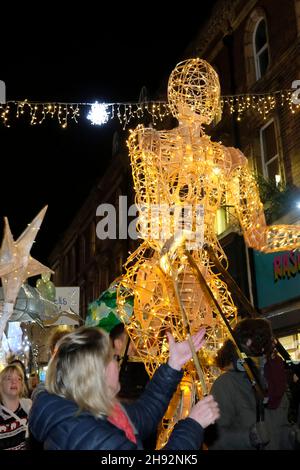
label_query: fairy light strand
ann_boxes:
[0,90,299,128]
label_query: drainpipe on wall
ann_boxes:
[223,27,256,306]
[222,29,241,148]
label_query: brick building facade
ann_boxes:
[183,0,300,351]
[48,135,136,317]
[49,0,300,354]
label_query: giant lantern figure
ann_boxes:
[117,58,300,446]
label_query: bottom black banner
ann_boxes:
[0,449,292,466]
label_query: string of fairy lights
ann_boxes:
[0,89,299,128]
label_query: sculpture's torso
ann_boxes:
[130,125,233,249]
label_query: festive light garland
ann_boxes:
[116,59,300,447]
[222,90,300,121]
[0,89,299,128]
[0,100,171,129]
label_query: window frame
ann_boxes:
[253,17,269,80]
[259,118,281,182]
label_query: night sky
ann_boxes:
[0,4,216,265]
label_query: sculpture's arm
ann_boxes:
[127,125,161,167]
[127,124,161,206]
[228,147,300,253]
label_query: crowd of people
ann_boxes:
[205,318,300,450]
[0,318,299,450]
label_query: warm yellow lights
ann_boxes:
[0,89,299,128]
[0,101,171,129]
[223,90,300,120]
[118,59,239,391]
[116,59,300,448]
[168,58,221,125]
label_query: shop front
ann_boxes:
[253,249,300,360]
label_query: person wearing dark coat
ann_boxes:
[109,322,157,449]
[205,318,300,450]
[29,326,219,450]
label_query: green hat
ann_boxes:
[85,280,133,333]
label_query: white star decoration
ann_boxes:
[0,206,52,341]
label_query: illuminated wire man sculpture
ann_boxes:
[117,58,300,443]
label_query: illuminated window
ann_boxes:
[278,333,300,361]
[260,119,282,185]
[253,18,269,80]
[215,207,229,235]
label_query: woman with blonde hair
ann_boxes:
[0,364,32,450]
[29,326,219,450]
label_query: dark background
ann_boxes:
[0,4,216,264]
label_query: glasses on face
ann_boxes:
[113,354,121,363]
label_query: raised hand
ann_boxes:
[167,328,206,371]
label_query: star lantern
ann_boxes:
[0,206,52,341]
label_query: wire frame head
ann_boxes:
[168,58,221,125]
